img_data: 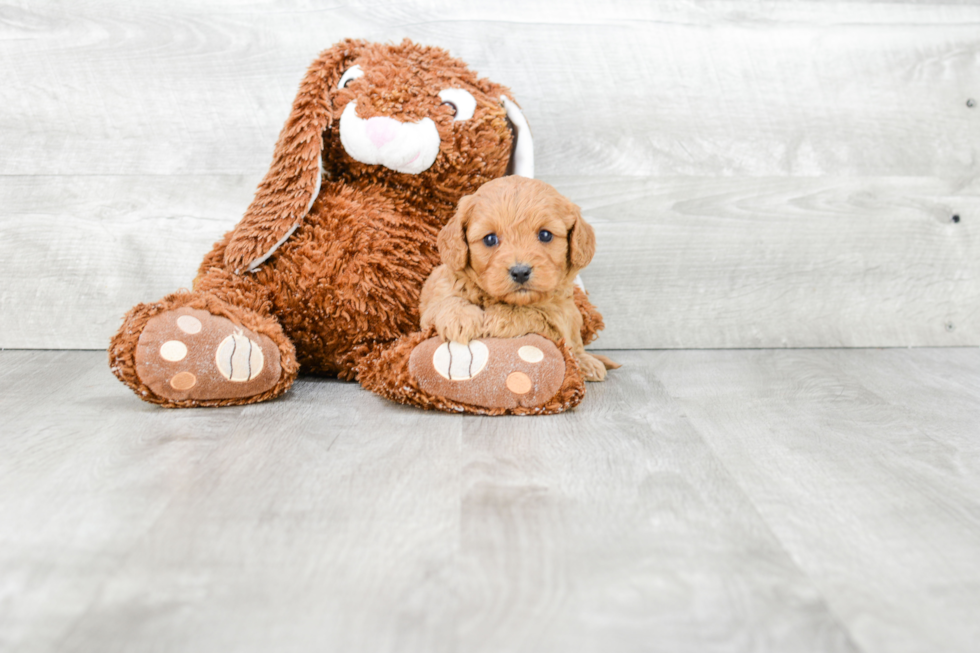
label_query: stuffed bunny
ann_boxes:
[109,38,605,414]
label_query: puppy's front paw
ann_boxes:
[577,352,608,382]
[436,305,485,344]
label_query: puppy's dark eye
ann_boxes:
[538,229,553,243]
[442,101,458,117]
[482,233,499,247]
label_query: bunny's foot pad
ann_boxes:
[409,334,567,410]
[134,307,281,403]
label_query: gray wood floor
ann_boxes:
[1,348,978,653]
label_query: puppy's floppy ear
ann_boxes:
[438,194,475,271]
[224,39,367,274]
[563,197,596,271]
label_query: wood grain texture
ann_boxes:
[0,351,464,653]
[558,175,980,348]
[2,175,975,349]
[2,348,980,651]
[0,175,252,349]
[1,1,977,177]
[456,365,857,652]
[651,347,980,653]
[1,0,978,348]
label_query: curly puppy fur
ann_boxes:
[420,176,615,382]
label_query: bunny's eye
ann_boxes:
[438,89,476,121]
[338,65,364,89]
[482,233,499,247]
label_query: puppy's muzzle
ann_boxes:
[509,264,532,285]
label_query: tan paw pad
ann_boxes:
[176,315,202,334]
[432,341,489,380]
[215,331,265,382]
[506,372,532,394]
[170,372,196,390]
[517,345,544,363]
[159,340,188,362]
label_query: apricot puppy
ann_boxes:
[420,176,611,381]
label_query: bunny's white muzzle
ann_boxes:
[339,101,441,175]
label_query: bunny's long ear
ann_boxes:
[224,40,367,274]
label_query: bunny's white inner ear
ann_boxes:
[501,96,534,178]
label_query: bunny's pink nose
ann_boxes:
[365,116,399,148]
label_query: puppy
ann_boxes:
[420,176,613,381]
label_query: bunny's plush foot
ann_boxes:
[133,307,281,403]
[110,293,297,407]
[358,333,586,415]
[410,335,566,411]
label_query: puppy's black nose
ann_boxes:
[509,264,532,284]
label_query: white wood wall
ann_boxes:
[1,0,977,349]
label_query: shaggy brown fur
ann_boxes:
[110,39,606,412]
[420,177,616,381]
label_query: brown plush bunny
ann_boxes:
[109,38,605,414]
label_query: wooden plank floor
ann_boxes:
[1,348,978,653]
